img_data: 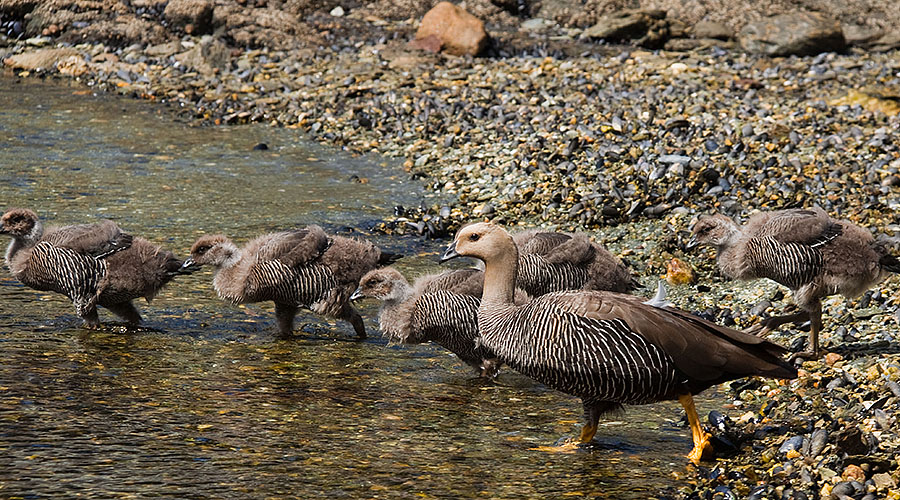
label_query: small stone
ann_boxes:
[252,143,269,151]
[824,352,843,366]
[842,464,866,483]
[330,6,345,17]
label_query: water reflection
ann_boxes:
[0,77,721,498]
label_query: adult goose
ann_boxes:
[442,222,797,464]
[688,207,900,359]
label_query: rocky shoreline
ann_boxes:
[2,1,900,498]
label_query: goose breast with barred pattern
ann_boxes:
[185,226,400,339]
[688,207,900,359]
[1,208,194,328]
[442,222,796,465]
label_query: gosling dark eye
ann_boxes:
[366,279,376,287]
[197,246,209,254]
[469,234,480,242]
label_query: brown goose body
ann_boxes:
[689,207,900,358]
[186,226,398,338]
[443,222,796,464]
[353,267,501,376]
[513,230,641,295]
[1,208,191,327]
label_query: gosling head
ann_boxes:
[184,234,238,269]
[441,222,513,264]
[351,267,410,302]
[687,214,739,250]
[0,208,42,242]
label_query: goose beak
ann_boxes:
[349,287,364,301]
[440,240,459,262]
[180,257,198,271]
[685,236,699,251]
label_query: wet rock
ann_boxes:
[693,21,732,40]
[252,143,268,151]
[164,0,214,35]
[739,12,845,56]
[834,426,872,456]
[408,34,442,53]
[581,9,669,48]
[173,35,229,75]
[414,2,489,57]
[2,47,78,71]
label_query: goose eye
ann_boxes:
[197,246,209,254]
[469,233,480,242]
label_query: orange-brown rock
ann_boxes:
[414,2,488,57]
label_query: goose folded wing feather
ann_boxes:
[254,226,331,268]
[543,291,790,382]
[43,219,133,258]
[752,208,841,246]
[514,231,572,257]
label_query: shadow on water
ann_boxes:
[0,77,722,498]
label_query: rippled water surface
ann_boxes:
[0,77,723,498]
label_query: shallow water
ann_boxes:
[0,77,723,498]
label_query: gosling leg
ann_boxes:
[744,310,810,336]
[789,304,824,361]
[274,303,298,339]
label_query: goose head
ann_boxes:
[351,267,409,302]
[184,234,239,269]
[441,222,514,264]
[0,208,42,242]
[687,214,739,250]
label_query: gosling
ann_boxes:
[443,222,796,465]
[512,229,641,295]
[184,226,399,338]
[1,208,194,328]
[688,207,900,359]
[352,267,527,378]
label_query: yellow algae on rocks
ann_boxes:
[829,89,900,116]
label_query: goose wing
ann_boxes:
[43,220,133,259]
[752,208,842,247]
[254,226,331,268]
[537,291,795,384]
[419,268,484,297]
[514,231,573,257]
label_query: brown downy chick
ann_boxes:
[185,226,398,338]
[688,207,900,359]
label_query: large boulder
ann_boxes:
[739,12,845,56]
[581,9,669,49]
[3,47,78,71]
[164,0,214,35]
[413,1,489,57]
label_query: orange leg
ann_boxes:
[678,394,714,465]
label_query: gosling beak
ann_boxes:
[440,240,459,262]
[349,287,364,301]
[685,236,699,251]
[0,227,7,235]
[180,257,198,271]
